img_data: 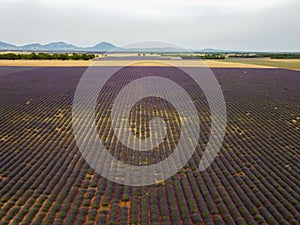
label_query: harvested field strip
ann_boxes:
[223,59,300,70]
[0,59,274,68]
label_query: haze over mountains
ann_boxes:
[0,41,228,53]
[0,41,117,52]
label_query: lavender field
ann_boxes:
[0,66,299,225]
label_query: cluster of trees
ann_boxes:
[0,52,96,60]
[163,53,300,60]
[228,54,258,58]
[181,54,226,59]
[258,53,300,59]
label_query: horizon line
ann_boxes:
[1,40,300,53]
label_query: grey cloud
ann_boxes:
[0,0,298,51]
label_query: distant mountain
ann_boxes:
[199,48,245,53]
[0,41,117,52]
[0,41,241,53]
[43,42,79,51]
[119,47,190,53]
[17,42,80,51]
[0,41,17,50]
[88,42,117,51]
[200,48,229,53]
[20,43,44,51]
[0,41,190,52]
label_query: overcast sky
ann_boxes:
[0,0,299,51]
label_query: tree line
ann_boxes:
[258,53,300,59]
[179,54,226,59]
[0,52,96,60]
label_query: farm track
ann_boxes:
[0,66,299,225]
